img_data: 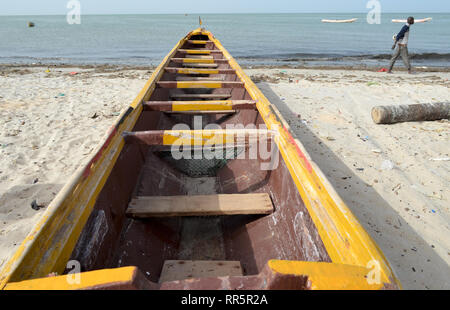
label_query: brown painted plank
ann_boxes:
[181,55,214,59]
[127,193,274,218]
[187,40,212,44]
[164,110,237,115]
[182,63,219,68]
[170,93,232,100]
[159,260,243,283]
[122,130,164,145]
[178,49,223,53]
[157,81,244,88]
[147,144,247,153]
[143,100,257,111]
[171,58,229,63]
[165,67,235,74]
[122,129,274,146]
[175,76,224,81]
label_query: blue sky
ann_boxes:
[1,0,449,15]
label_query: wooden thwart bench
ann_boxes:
[178,49,223,54]
[127,193,274,218]
[170,93,232,100]
[157,81,244,89]
[122,129,274,146]
[175,76,224,81]
[159,260,243,283]
[182,63,219,68]
[187,40,212,44]
[171,58,228,63]
[165,68,235,74]
[143,100,257,112]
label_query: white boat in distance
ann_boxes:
[321,18,358,23]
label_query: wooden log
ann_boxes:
[371,103,450,124]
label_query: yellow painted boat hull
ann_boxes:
[0,28,400,291]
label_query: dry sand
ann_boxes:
[0,65,449,289]
[0,66,149,271]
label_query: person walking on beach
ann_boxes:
[388,16,415,74]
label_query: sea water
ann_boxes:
[0,13,449,67]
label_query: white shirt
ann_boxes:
[398,23,410,46]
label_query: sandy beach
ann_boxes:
[0,65,449,289]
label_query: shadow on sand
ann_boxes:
[258,82,449,290]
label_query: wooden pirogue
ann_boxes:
[0,28,400,290]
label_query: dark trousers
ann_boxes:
[389,45,411,71]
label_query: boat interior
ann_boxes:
[68,33,332,287]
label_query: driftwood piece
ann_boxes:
[371,103,450,124]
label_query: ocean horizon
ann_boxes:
[1,13,449,67]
